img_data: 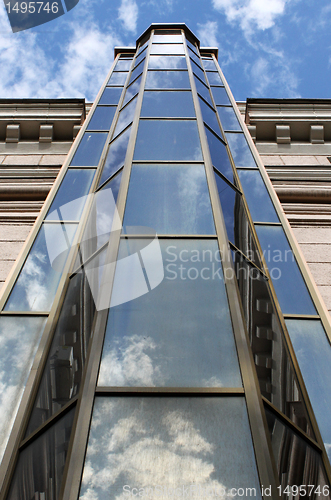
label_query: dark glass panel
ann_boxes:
[114,58,132,71]
[128,59,144,85]
[189,47,202,68]
[148,55,187,69]
[153,34,183,43]
[154,29,181,35]
[122,74,142,107]
[134,46,147,67]
[46,169,95,221]
[186,38,199,55]
[214,171,244,245]
[265,408,330,493]
[87,106,116,131]
[217,106,241,131]
[113,96,138,137]
[8,409,75,500]
[194,74,213,106]
[206,71,223,85]
[203,59,218,71]
[0,316,47,462]
[24,257,101,435]
[225,133,257,168]
[99,239,240,386]
[286,319,331,462]
[199,96,220,135]
[98,126,131,187]
[70,132,107,167]
[150,43,185,55]
[145,70,190,89]
[134,120,202,161]
[80,398,261,498]
[79,171,122,262]
[5,223,77,312]
[99,86,122,105]
[211,86,231,105]
[255,225,316,315]
[191,58,205,78]
[123,165,215,235]
[205,126,233,181]
[237,170,279,223]
[107,72,127,86]
[141,91,195,117]
[137,39,149,54]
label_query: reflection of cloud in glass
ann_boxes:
[0,317,46,461]
[79,398,262,500]
[145,71,190,89]
[114,97,137,138]
[178,166,212,231]
[148,56,187,69]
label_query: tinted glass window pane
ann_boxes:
[211,86,231,105]
[186,38,199,54]
[134,120,202,161]
[80,398,261,498]
[114,59,132,71]
[214,171,244,245]
[255,226,316,315]
[98,239,240,387]
[99,126,131,187]
[99,86,122,105]
[8,410,75,500]
[146,70,190,89]
[191,58,205,78]
[0,316,46,462]
[217,106,242,131]
[87,106,116,131]
[46,169,94,221]
[107,72,127,85]
[194,75,213,106]
[137,39,149,54]
[25,259,102,435]
[189,48,202,68]
[286,319,331,462]
[151,43,185,55]
[153,34,183,43]
[207,71,223,85]
[205,126,234,181]
[123,74,141,107]
[199,97,220,135]
[113,96,138,138]
[141,91,195,117]
[148,55,187,69]
[128,59,144,85]
[5,223,77,312]
[266,408,330,486]
[70,132,107,167]
[225,133,257,168]
[123,165,215,235]
[134,46,147,67]
[238,170,279,223]
[80,172,122,261]
[203,59,217,71]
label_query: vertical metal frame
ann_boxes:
[182,33,279,499]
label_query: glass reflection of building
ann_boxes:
[0,23,331,500]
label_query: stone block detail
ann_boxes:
[39,124,53,143]
[6,124,20,143]
[310,124,324,144]
[275,124,290,144]
[247,125,256,142]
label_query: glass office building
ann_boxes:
[0,23,331,500]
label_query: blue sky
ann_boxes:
[0,0,330,102]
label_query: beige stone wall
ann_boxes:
[0,224,33,293]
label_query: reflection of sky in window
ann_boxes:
[146,70,190,89]
[285,319,331,463]
[237,170,279,223]
[108,72,127,86]
[99,126,131,187]
[211,86,231,105]
[0,316,46,462]
[70,132,108,167]
[255,225,316,315]
[225,133,257,168]
[153,35,183,43]
[5,224,77,311]
[199,97,220,135]
[148,56,187,69]
[203,59,217,71]
[79,397,261,500]
[46,169,95,221]
[206,71,223,85]
[113,96,137,137]
[141,91,195,118]
[194,75,213,106]
[134,120,202,161]
[214,172,243,245]
[128,60,144,85]
[98,239,242,387]
[151,44,185,55]
[122,75,141,107]
[99,87,122,105]
[123,165,215,234]
[87,106,116,131]
[217,106,241,131]
[205,127,234,181]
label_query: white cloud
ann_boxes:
[118,0,138,33]
[212,0,288,33]
[197,21,219,47]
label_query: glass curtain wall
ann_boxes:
[0,24,330,500]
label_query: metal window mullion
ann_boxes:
[61,36,154,500]
[184,38,280,499]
